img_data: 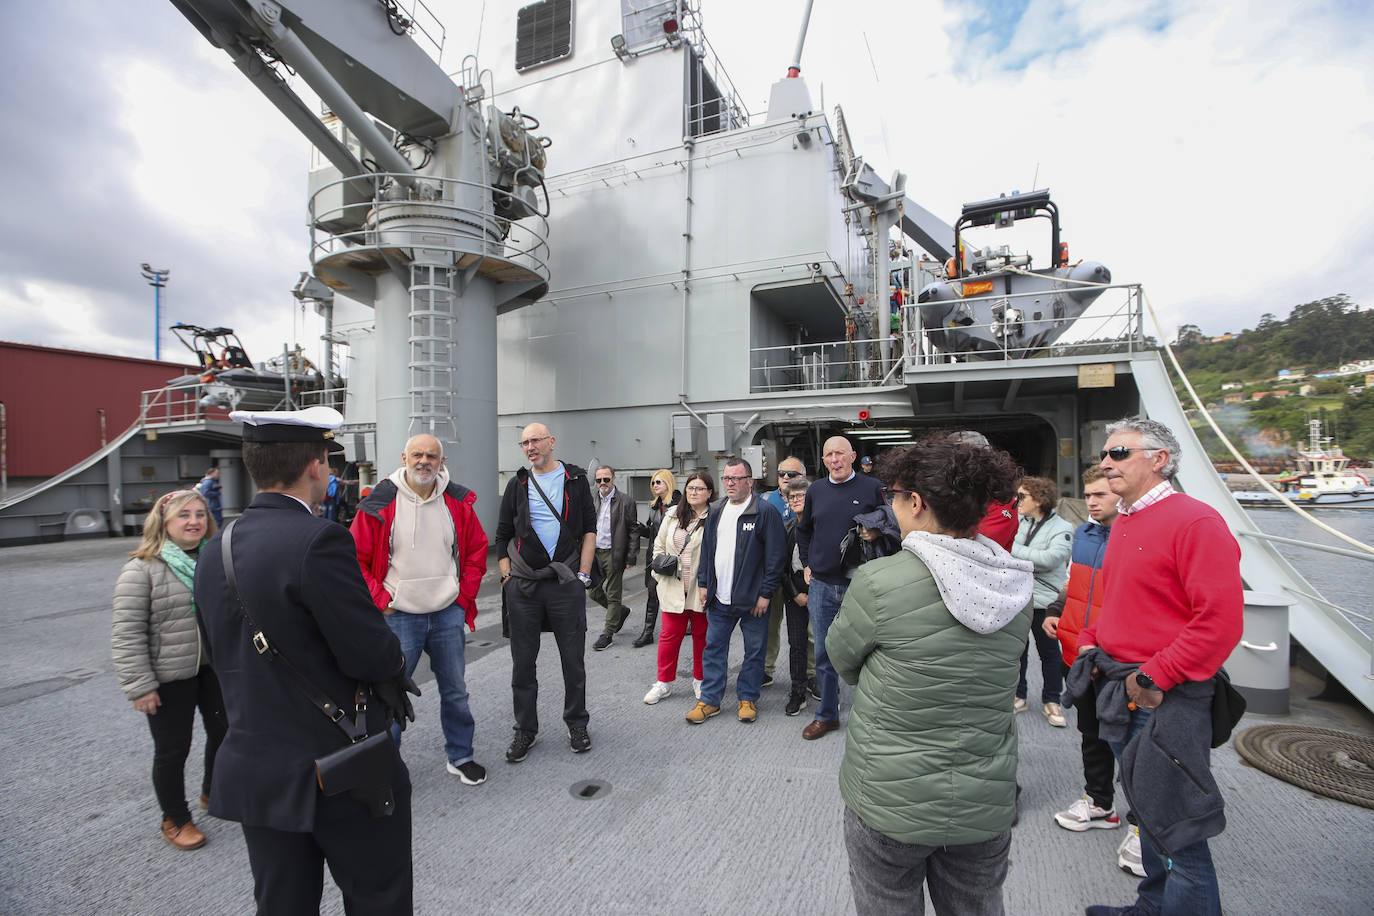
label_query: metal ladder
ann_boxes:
[408,262,458,442]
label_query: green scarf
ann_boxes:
[160,539,200,614]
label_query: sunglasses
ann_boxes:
[1099,446,1154,462]
[779,470,803,478]
[595,477,613,484]
[1016,491,1031,499]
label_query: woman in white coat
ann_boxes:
[642,472,715,704]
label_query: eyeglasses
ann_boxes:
[883,487,916,499]
[685,485,710,493]
[595,477,612,484]
[1099,446,1155,462]
[779,470,802,478]
[1016,491,1031,499]
[518,436,551,448]
[721,475,751,483]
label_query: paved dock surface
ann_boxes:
[2,537,1372,915]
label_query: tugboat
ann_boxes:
[163,323,324,411]
[1235,418,1373,506]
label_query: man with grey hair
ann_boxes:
[589,465,640,651]
[1078,416,1242,916]
[761,456,813,691]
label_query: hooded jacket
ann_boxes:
[827,531,1034,846]
[350,468,489,629]
[1010,511,1074,609]
[494,462,597,571]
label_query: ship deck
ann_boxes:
[2,536,1371,915]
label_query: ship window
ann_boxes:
[515,0,574,72]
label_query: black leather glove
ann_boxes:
[373,674,421,731]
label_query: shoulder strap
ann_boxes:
[221,519,368,742]
[528,469,579,542]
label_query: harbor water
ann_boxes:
[1244,507,1374,638]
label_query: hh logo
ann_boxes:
[742,522,756,532]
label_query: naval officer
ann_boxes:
[194,407,420,915]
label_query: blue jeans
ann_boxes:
[808,579,847,723]
[1108,709,1222,916]
[386,603,475,765]
[700,599,769,707]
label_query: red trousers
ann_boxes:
[657,609,709,682]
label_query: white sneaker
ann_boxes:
[1117,825,1146,877]
[643,681,672,705]
[1013,697,1028,713]
[1054,795,1121,831]
[693,679,703,699]
[1043,702,1067,727]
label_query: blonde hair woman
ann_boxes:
[631,469,681,648]
[642,471,713,704]
[111,488,226,850]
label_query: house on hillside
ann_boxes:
[1224,392,1245,405]
[1221,381,1243,391]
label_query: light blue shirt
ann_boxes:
[529,464,566,559]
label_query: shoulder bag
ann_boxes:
[650,517,698,578]
[221,520,396,818]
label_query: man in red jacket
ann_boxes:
[351,434,490,785]
[1081,417,1242,916]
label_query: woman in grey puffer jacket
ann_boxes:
[111,488,225,851]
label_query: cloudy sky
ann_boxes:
[1,0,1370,366]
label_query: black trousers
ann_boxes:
[784,597,810,687]
[506,577,589,734]
[643,565,661,617]
[241,766,413,916]
[1061,662,1133,821]
[144,668,226,825]
[1017,607,1063,704]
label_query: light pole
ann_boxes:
[140,263,170,360]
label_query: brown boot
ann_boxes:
[161,817,206,850]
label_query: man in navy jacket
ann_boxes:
[685,456,786,725]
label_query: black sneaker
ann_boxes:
[506,730,536,763]
[569,725,591,753]
[806,677,821,701]
[761,672,775,688]
[785,690,807,716]
[592,633,613,651]
[446,760,487,785]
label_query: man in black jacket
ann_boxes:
[194,407,418,915]
[589,465,640,651]
[495,422,598,763]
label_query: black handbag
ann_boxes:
[649,518,697,578]
[221,520,397,818]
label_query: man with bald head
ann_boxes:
[795,435,885,740]
[352,434,490,784]
[495,422,598,762]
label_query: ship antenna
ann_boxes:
[787,0,817,77]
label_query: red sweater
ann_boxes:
[1078,493,1242,691]
[978,498,1018,551]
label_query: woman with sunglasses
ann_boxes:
[1011,475,1075,727]
[111,488,227,850]
[642,471,714,705]
[630,469,681,648]
[827,435,1033,914]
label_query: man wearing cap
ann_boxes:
[352,434,490,785]
[495,422,598,763]
[858,455,875,475]
[195,407,419,914]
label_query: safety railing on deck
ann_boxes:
[308,173,550,284]
[140,386,222,427]
[751,336,896,393]
[1236,529,1374,676]
[903,282,1147,369]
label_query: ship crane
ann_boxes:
[168,0,553,531]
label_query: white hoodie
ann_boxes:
[902,531,1034,634]
[381,465,461,614]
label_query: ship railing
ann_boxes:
[386,0,445,65]
[679,2,752,137]
[298,386,348,413]
[139,385,225,427]
[308,173,551,284]
[901,282,1149,370]
[750,336,898,393]
[1235,529,1374,676]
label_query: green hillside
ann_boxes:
[1168,295,1374,459]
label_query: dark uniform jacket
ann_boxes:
[194,492,406,833]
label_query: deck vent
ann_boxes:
[515,0,574,73]
[569,779,609,800]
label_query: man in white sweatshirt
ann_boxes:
[351,435,490,784]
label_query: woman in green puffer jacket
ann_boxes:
[827,435,1034,916]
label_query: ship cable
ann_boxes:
[1014,260,1374,554]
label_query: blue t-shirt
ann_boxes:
[762,489,793,522]
[529,464,566,559]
